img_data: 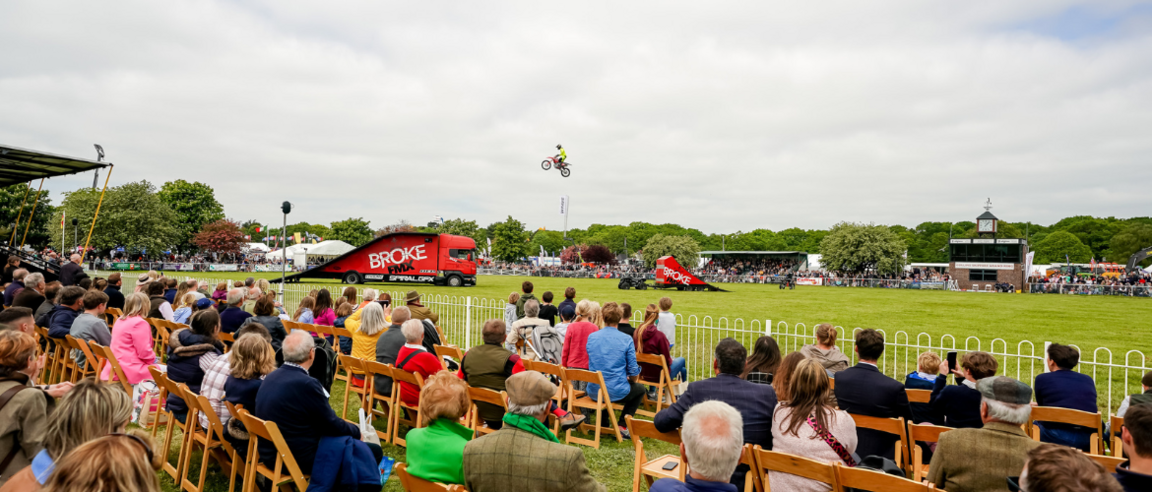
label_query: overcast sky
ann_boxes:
[2,1,1150,234]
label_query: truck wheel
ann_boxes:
[343,271,362,284]
[447,275,463,287]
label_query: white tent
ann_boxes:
[245,242,271,253]
[302,240,355,258]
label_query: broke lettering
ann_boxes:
[368,244,427,269]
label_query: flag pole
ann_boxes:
[20,179,45,249]
[83,164,113,257]
[9,182,32,244]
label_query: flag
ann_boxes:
[255,226,262,233]
[61,211,65,228]
[318,236,323,241]
[294,232,302,243]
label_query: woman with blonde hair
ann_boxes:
[770,359,857,492]
[560,300,600,387]
[405,371,472,484]
[40,431,163,492]
[799,324,851,375]
[101,292,160,386]
[346,302,389,387]
[0,379,132,492]
[223,333,276,452]
[172,293,197,325]
[173,280,195,310]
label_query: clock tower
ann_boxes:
[976,198,998,237]
[947,199,1029,292]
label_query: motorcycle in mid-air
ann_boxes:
[541,156,571,177]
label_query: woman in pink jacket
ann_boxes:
[101,292,161,385]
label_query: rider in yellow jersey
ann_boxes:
[555,144,566,165]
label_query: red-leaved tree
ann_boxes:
[560,245,584,264]
[583,244,616,264]
[193,219,246,257]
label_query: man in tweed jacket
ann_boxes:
[928,376,1042,492]
[463,371,605,492]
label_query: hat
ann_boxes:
[559,304,576,320]
[135,274,152,287]
[405,290,421,303]
[976,376,1032,405]
[195,298,215,309]
[505,371,556,407]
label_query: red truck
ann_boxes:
[278,232,478,286]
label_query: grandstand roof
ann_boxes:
[699,251,808,255]
[0,144,110,186]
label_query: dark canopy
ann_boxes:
[0,144,109,186]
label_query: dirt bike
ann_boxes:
[541,156,571,177]
[618,274,648,290]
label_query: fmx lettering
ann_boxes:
[388,261,414,274]
[368,244,427,269]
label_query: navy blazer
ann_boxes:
[254,364,359,474]
[655,373,777,488]
[1034,369,1099,431]
[833,363,912,460]
[929,376,983,429]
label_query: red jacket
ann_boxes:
[638,326,672,382]
[395,346,443,406]
[561,321,598,369]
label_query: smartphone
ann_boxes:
[946,351,958,374]
[662,462,679,471]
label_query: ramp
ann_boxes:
[655,256,726,292]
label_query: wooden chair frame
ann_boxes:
[329,325,355,386]
[433,344,464,371]
[104,307,123,326]
[90,342,132,394]
[390,367,426,447]
[65,335,99,381]
[235,408,310,492]
[394,462,465,492]
[1110,415,1124,457]
[145,366,171,437]
[177,386,212,492]
[194,394,244,492]
[906,422,953,481]
[752,445,839,492]
[156,380,194,483]
[849,414,909,472]
[565,368,624,448]
[32,326,51,385]
[523,360,575,435]
[740,444,763,492]
[47,336,73,385]
[1088,452,1124,473]
[625,416,684,492]
[361,360,396,444]
[635,352,680,417]
[337,355,369,423]
[467,387,509,438]
[905,389,931,404]
[834,461,937,491]
[1026,406,1104,455]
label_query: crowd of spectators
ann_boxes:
[1030,271,1152,296]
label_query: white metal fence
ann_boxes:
[171,275,1147,416]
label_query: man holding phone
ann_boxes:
[833,329,913,461]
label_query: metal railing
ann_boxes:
[1028,283,1152,297]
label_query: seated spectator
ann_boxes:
[372,306,411,397]
[165,310,224,424]
[1010,443,1123,492]
[133,274,151,294]
[3,269,27,307]
[240,286,260,314]
[905,351,944,425]
[0,331,66,486]
[587,302,644,439]
[197,323,272,432]
[651,401,745,492]
[341,286,357,308]
[395,319,444,407]
[255,331,376,475]
[508,300,550,358]
[172,293,196,325]
[458,319,584,431]
[238,297,287,351]
[1034,343,1099,451]
[39,431,163,492]
[833,328,911,460]
[102,273,124,311]
[219,289,252,334]
[1115,370,1152,422]
[332,302,354,355]
[293,296,315,324]
[69,291,111,370]
[221,330,277,455]
[101,293,160,387]
[0,379,131,492]
[163,278,178,304]
[405,290,438,325]
[1,257,18,286]
[771,359,857,492]
[634,303,687,396]
[742,335,782,385]
[34,282,61,325]
[928,376,1041,491]
[76,278,92,292]
[12,274,45,312]
[1116,404,1152,491]
[539,291,558,327]
[503,292,519,334]
[347,302,390,388]
[406,371,472,485]
[462,371,606,492]
[931,350,999,429]
[46,286,85,339]
[656,338,776,488]
[0,307,35,335]
[800,323,851,375]
[561,300,602,385]
[145,282,173,322]
[211,281,228,303]
[772,352,805,401]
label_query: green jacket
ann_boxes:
[463,425,605,492]
[515,293,537,319]
[0,375,53,484]
[406,418,472,485]
[927,421,1041,492]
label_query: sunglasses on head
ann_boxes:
[110,433,154,463]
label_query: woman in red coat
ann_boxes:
[395,319,444,407]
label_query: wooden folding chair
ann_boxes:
[906,422,953,481]
[218,332,235,352]
[565,368,624,448]
[829,378,835,390]
[1111,415,1124,457]
[636,352,680,417]
[90,342,132,394]
[522,359,573,435]
[74,337,106,381]
[906,389,931,404]
[337,354,369,423]
[147,366,171,438]
[156,380,194,482]
[390,367,426,447]
[394,462,465,492]
[625,416,684,492]
[434,344,464,371]
[834,462,936,491]
[177,386,213,492]
[329,325,355,386]
[1088,452,1124,473]
[468,387,509,438]
[849,414,909,472]
[361,360,396,444]
[1026,406,1105,455]
[234,408,310,492]
[47,336,72,384]
[195,394,244,492]
[752,445,839,492]
[104,307,123,325]
[65,335,97,381]
[740,444,763,492]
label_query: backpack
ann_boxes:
[531,323,564,365]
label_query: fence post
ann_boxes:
[1043,341,1051,373]
[765,320,772,336]
[465,296,472,348]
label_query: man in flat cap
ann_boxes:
[928,376,1042,492]
[462,371,605,492]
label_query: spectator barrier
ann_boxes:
[1029,283,1151,297]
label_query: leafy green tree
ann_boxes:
[0,183,55,248]
[438,218,488,250]
[329,217,374,247]
[50,181,180,257]
[490,216,531,262]
[240,220,269,240]
[1032,230,1093,264]
[642,234,701,269]
[529,230,567,256]
[157,180,225,250]
[819,222,907,274]
[1109,224,1152,267]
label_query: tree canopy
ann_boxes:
[329,217,374,247]
[192,219,246,257]
[50,180,180,255]
[157,180,225,250]
[642,234,701,269]
[0,183,54,248]
[819,222,906,274]
[490,216,531,262]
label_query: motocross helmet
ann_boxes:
[556,144,562,149]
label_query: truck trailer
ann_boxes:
[274,232,478,286]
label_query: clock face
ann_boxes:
[978,219,995,232]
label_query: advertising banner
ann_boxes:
[110,262,146,271]
[795,277,823,286]
[953,262,1015,270]
[208,264,239,272]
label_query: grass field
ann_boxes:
[138,271,1149,492]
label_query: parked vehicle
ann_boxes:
[276,232,477,286]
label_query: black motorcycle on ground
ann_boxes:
[618,275,648,290]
